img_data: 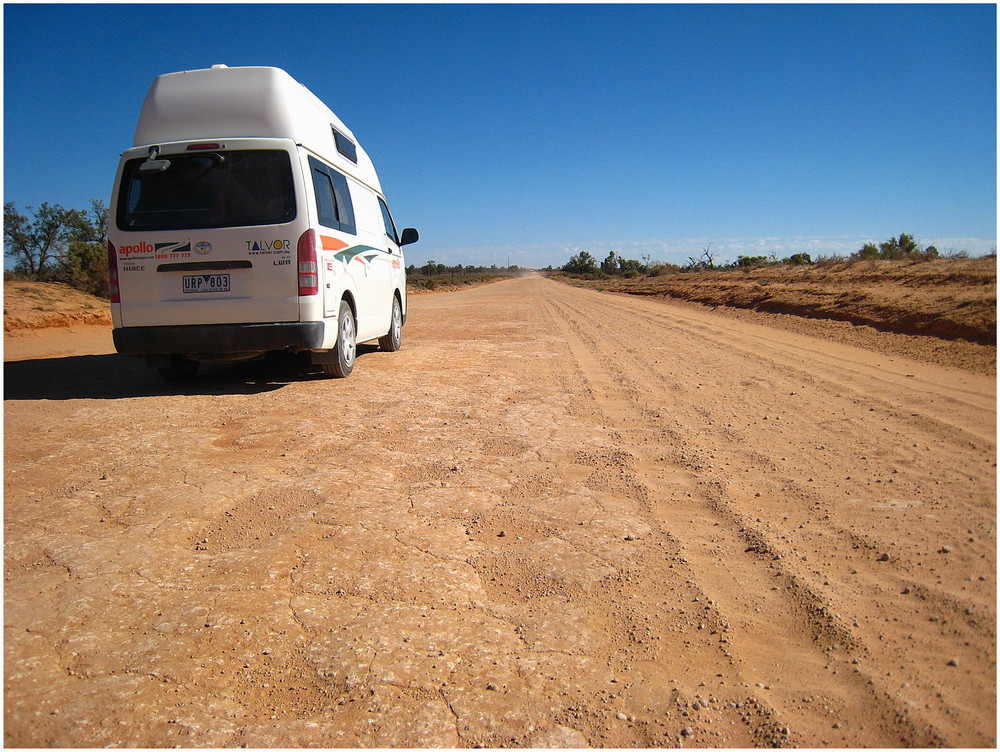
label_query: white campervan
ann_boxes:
[108,65,418,380]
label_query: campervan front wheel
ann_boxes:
[378,296,403,352]
[322,300,356,378]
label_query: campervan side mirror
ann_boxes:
[400,227,419,246]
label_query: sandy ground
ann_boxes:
[4,277,996,747]
[3,281,112,331]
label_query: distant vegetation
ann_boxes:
[5,202,986,303]
[4,200,110,297]
[561,234,976,279]
[406,261,522,290]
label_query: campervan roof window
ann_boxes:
[333,128,358,164]
[117,150,295,231]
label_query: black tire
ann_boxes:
[378,295,403,352]
[157,354,200,382]
[322,300,356,378]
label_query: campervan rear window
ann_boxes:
[117,150,295,231]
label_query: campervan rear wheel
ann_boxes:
[322,300,356,378]
[378,296,403,352]
[158,354,200,382]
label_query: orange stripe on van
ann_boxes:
[320,235,348,251]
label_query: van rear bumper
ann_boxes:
[113,322,325,355]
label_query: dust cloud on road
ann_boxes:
[5,277,995,747]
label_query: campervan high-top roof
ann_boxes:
[132,65,381,192]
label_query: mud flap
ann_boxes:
[309,350,339,364]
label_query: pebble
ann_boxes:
[624,534,636,541]
[877,553,891,562]
[940,545,953,554]
[680,727,693,737]
[487,682,499,691]
[616,712,629,721]
[946,658,959,667]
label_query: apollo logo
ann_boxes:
[119,241,154,257]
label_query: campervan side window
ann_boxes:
[332,128,358,164]
[309,157,356,235]
[117,150,295,231]
[378,198,399,246]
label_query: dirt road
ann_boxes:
[4,277,995,747]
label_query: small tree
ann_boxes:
[685,244,716,271]
[854,234,936,261]
[617,256,646,276]
[879,233,919,260]
[5,199,111,294]
[60,200,109,297]
[4,202,76,278]
[857,242,880,259]
[563,251,598,274]
[421,259,445,276]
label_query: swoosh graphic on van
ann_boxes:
[320,235,349,251]
[334,245,381,265]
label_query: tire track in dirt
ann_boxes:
[555,282,992,441]
[541,292,915,745]
[401,283,782,746]
[539,278,994,746]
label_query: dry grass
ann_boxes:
[406,273,511,292]
[555,256,996,344]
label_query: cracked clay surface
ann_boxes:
[4,277,995,746]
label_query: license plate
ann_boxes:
[183,273,230,294]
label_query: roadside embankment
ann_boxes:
[553,256,996,345]
[3,281,112,331]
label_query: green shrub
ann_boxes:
[852,234,938,262]
[563,251,599,274]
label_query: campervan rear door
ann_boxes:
[110,140,305,328]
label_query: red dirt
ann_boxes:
[4,277,995,747]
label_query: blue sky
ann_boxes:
[4,3,996,269]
